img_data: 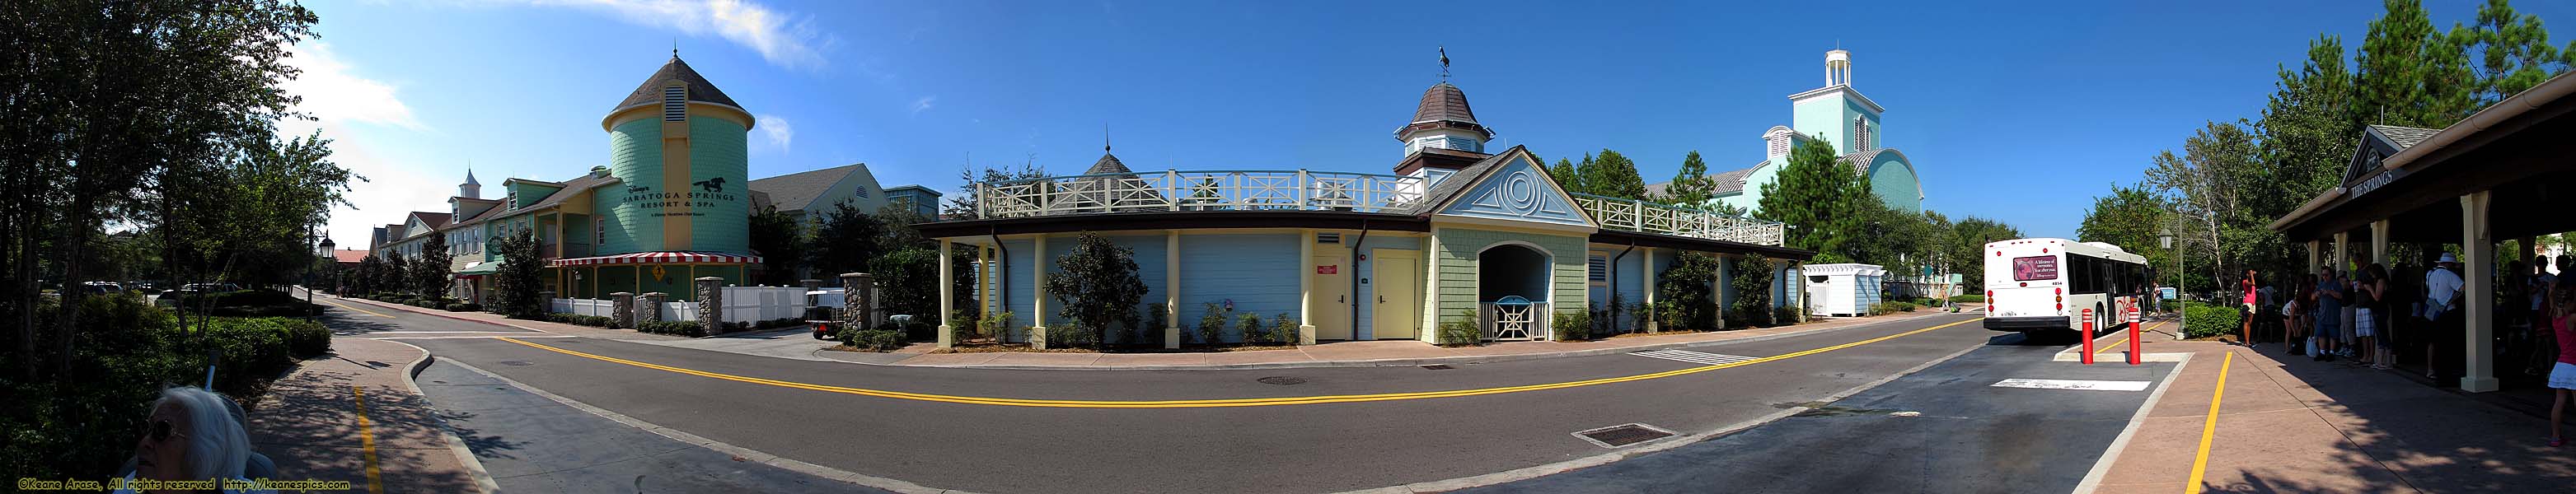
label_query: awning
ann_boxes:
[548,251,762,268]
[456,261,498,276]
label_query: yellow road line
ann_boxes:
[494,318,1982,408]
[318,298,394,318]
[354,385,385,494]
[2183,352,2234,494]
[2094,321,2170,353]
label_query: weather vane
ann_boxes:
[1439,45,1450,81]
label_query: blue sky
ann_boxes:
[302,0,2576,248]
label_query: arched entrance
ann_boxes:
[1478,243,1551,341]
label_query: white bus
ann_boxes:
[1983,238,2151,338]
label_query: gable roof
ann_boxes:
[613,56,742,112]
[409,212,452,230]
[1401,146,1578,220]
[1644,164,1761,198]
[331,249,370,263]
[747,164,860,212]
[2368,124,2438,150]
[1084,151,1132,175]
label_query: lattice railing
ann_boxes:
[977,170,1426,217]
[1568,193,1785,246]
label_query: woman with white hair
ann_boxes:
[115,386,273,493]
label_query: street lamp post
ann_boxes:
[2160,225,2177,338]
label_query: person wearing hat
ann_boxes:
[2424,252,2466,379]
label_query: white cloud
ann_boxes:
[279,43,424,132]
[756,114,792,152]
[277,42,451,250]
[528,0,830,69]
[910,96,935,114]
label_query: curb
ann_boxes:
[855,311,1969,371]
[333,296,557,333]
[380,339,501,494]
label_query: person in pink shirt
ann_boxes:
[2549,286,2576,447]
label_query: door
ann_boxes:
[1372,249,1421,340]
[1311,244,1351,340]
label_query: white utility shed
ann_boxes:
[1804,263,1885,317]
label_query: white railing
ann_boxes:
[1567,193,1785,246]
[1478,301,1553,341]
[551,298,615,318]
[719,287,807,323]
[976,170,1426,218]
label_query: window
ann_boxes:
[1852,119,1871,151]
[1588,254,1609,285]
[1768,134,1789,156]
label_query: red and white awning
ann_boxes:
[549,251,762,268]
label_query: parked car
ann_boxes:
[81,282,124,295]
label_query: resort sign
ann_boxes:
[619,177,738,217]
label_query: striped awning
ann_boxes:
[548,251,761,268]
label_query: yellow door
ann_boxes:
[1372,249,1421,340]
[1311,245,1351,340]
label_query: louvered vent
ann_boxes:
[662,86,686,122]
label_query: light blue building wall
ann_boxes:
[1349,235,1423,341]
[1791,91,1878,155]
[1175,234,1300,343]
[1865,153,1920,212]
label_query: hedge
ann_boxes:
[1949,294,1985,303]
[2180,302,2239,339]
[638,320,705,337]
[839,328,906,352]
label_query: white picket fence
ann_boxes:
[659,301,699,322]
[550,298,616,318]
[719,287,807,323]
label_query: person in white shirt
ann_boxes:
[2424,253,2466,379]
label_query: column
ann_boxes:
[1714,254,1729,329]
[936,239,954,349]
[1421,230,1442,343]
[2333,231,2349,275]
[635,292,664,325]
[838,273,869,333]
[694,277,723,333]
[1643,248,1659,333]
[2371,221,2391,265]
[2307,240,2321,273]
[1165,231,1181,349]
[611,291,635,329]
[1297,229,1317,346]
[1030,235,1048,349]
[2461,191,2499,392]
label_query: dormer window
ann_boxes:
[1852,119,1872,151]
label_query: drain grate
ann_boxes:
[1421,364,1454,370]
[1257,376,1307,385]
[1573,423,1675,448]
[498,361,535,366]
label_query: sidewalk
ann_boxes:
[327,295,686,341]
[243,337,492,493]
[2090,326,2576,492]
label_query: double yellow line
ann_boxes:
[496,318,1979,408]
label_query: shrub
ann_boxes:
[980,310,1016,343]
[952,310,981,343]
[1439,309,1482,346]
[1552,310,1592,342]
[1237,313,1266,344]
[1197,303,1227,345]
[1949,294,1985,304]
[638,320,705,337]
[1729,254,1775,328]
[1045,321,1096,348]
[1043,232,1148,347]
[2181,303,2238,339]
[839,328,907,352]
[1772,306,1801,326]
[1869,301,1918,315]
[1132,304,1168,346]
[279,319,333,357]
[444,303,483,312]
[1271,312,1297,345]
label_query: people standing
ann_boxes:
[2357,263,2389,369]
[2240,269,2259,346]
[2424,253,2466,379]
[2544,285,2574,447]
[2314,267,2345,361]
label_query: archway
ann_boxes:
[1478,243,1551,340]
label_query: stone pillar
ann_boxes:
[838,273,872,332]
[1165,231,1182,349]
[611,292,635,329]
[695,277,723,333]
[635,292,664,326]
[2461,191,2499,393]
[937,240,955,349]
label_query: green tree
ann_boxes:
[2143,121,2261,284]
[747,204,807,285]
[1547,158,1584,193]
[1729,254,1776,328]
[384,252,414,296]
[2078,182,2177,276]
[1947,217,2025,289]
[354,254,384,296]
[868,248,939,324]
[1043,232,1147,347]
[2464,0,2569,103]
[1582,149,1649,200]
[2354,0,2476,129]
[1756,137,1870,263]
[490,231,546,319]
[1659,151,1718,207]
[415,233,453,300]
[807,203,889,279]
[1656,252,1723,329]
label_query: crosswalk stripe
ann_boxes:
[1630,349,1759,366]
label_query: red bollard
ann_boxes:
[2081,308,2096,365]
[2128,311,2143,366]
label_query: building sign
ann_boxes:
[620,177,738,217]
[2347,168,2405,198]
[1317,265,1338,275]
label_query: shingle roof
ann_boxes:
[517,173,617,212]
[2368,124,2438,149]
[1084,151,1131,175]
[613,56,742,112]
[1411,82,1480,125]
[411,212,452,229]
[1645,164,1761,198]
[747,164,859,213]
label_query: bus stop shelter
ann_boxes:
[2270,71,2576,392]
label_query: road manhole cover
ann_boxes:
[1574,423,1675,448]
[498,361,536,366]
[1257,376,1306,385]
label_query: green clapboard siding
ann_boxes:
[686,117,750,254]
[603,119,664,254]
[1431,227,1588,325]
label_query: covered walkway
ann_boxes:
[2270,71,2576,392]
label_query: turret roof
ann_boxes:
[613,56,742,111]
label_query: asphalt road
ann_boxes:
[340,306,2048,494]
[1462,333,2176,493]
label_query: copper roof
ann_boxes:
[613,56,742,111]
